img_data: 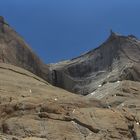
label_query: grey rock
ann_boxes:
[48,32,140,95]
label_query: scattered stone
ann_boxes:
[72,109,75,113]
[29,89,32,93]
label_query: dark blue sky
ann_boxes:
[1,0,140,63]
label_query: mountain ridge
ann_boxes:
[0,16,49,82]
[48,31,140,95]
[0,16,140,140]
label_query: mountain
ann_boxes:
[48,31,140,95]
[0,17,140,140]
[0,16,49,81]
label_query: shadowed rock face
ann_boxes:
[0,16,49,81]
[49,32,140,95]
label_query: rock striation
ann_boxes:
[0,63,140,140]
[49,31,140,95]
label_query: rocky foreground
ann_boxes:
[0,63,140,140]
[0,16,140,139]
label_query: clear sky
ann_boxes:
[0,0,140,63]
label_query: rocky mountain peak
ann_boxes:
[48,32,140,95]
[109,30,119,38]
[0,16,140,140]
[0,16,4,23]
[104,30,121,43]
[0,16,49,81]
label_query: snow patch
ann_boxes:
[98,85,102,88]
[117,81,120,83]
[90,92,95,95]
[121,103,125,107]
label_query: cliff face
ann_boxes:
[1,16,139,96]
[0,17,140,140]
[49,32,140,95]
[0,16,49,81]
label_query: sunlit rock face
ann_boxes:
[49,32,140,95]
[0,17,140,140]
[0,16,49,81]
[0,63,140,140]
[1,15,139,96]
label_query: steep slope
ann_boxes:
[49,32,140,95]
[0,16,49,81]
[0,16,140,139]
[0,63,139,140]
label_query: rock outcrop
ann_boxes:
[0,63,139,140]
[0,16,49,81]
[0,17,140,139]
[49,31,140,95]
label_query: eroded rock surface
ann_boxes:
[0,17,140,139]
[49,32,140,95]
[0,63,139,140]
